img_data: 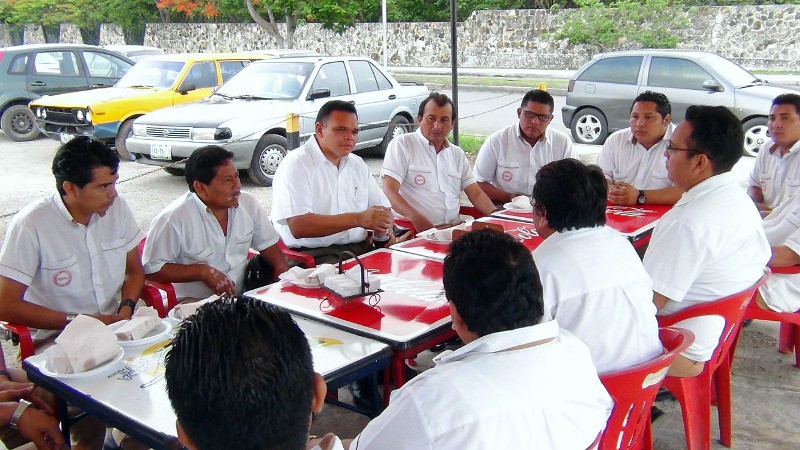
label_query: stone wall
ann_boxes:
[1,5,798,71]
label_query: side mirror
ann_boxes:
[178,83,197,95]
[308,88,331,100]
[702,80,722,92]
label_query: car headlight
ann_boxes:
[35,108,41,118]
[85,110,92,123]
[41,108,47,119]
[76,110,84,122]
[192,128,218,141]
[132,124,147,137]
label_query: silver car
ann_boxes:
[561,50,800,156]
[127,56,428,185]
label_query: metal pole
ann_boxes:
[450,0,458,145]
[382,0,388,67]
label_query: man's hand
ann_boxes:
[410,214,435,237]
[359,206,393,236]
[608,181,638,206]
[202,266,236,297]
[0,378,54,418]
[16,406,67,450]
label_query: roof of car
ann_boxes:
[248,55,375,64]
[594,49,721,60]
[0,43,112,52]
[135,52,273,62]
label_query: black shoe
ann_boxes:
[348,379,377,409]
[651,405,665,423]
[655,387,675,402]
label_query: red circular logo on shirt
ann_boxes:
[53,270,72,287]
[414,175,426,186]
[502,170,513,182]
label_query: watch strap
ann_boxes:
[9,399,32,430]
[637,190,646,204]
[118,299,137,313]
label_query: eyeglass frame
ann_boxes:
[666,141,698,154]
[520,109,554,122]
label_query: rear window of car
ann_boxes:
[577,56,642,85]
[7,54,29,74]
[647,57,714,90]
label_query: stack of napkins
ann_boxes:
[323,266,381,297]
[171,296,220,320]
[107,306,161,341]
[511,195,532,210]
[44,315,121,374]
[279,264,336,286]
[418,223,469,242]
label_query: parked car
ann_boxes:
[561,50,800,156]
[127,56,429,186]
[30,52,269,159]
[103,44,166,62]
[0,43,134,141]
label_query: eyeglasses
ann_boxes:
[520,110,553,122]
[666,142,695,153]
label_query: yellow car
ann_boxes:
[30,52,267,158]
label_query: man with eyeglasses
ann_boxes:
[597,91,682,206]
[643,105,769,377]
[474,89,578,203]
[382,92,496,235]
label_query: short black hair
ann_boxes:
[631,91,672,117]
[520,89,555,113]
[165,296,315,450]
[683,105,742,174]
[443,229,544,336]
[52,136,119,196]
[184,145,234,192]
[417,92,456,119]
[772,93,800,116]
[532,158,607,232]
[315,99,358,125]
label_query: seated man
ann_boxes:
[597,91,681,206]
[382,92,496,234]
[165,296,342,450]
[349,229,613,449]
[755,196,800,312]
[0,136,144,449]
[643,105,770,377]
[142,146,288,300]
[474,89,578,203]
[748,93,800,215]
[272,100,394,265]
[531,158,662,374]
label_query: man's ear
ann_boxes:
[192,180,207,199]
[663,114,672,125]
[315,121,324,137]
[311,372,327,414]
[176,421,197,450]
[61,181,77,198]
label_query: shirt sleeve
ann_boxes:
[748,149,766,189]
[0,216,40,286]
[458,149,476,191]
[596,139,615,181]
[564,137,579,160]
[271,154,314,225]
[643,218,709,302]
[118,197,144,253]
[473,135,498,183]
[141,212,182,275]
[349,389,433,450]
[367,171,391,208]
[381,136,407,183]
[247,195,280,251]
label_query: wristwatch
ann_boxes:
[118,298,137,313]
[637,190,647,205]
[9,399,32,429]
[65,313,78,324]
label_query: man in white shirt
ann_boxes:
[0,137,144,449]
[474,89,578,203]
[531,158,662,374]
[271,100,394,265]
[758,198,800,312]
[644,105,770,377]
[142,146,288,300]
[166,296,344,450]
[382,93,496,234]
[597,91,681,206]
[349,229,612,450]
[748,93,800,215]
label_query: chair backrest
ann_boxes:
[598,327,694,450]
[656,271,769,377]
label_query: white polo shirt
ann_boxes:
[350,320,612,450]
[0,194,143,340]
[271,136,390,248]
[533,226,662,374]
[759,199,800,312]
[596,124,675,190]
[644,172,770,361]
[142,191,279,299]
[473,124,577,196]
[382,129,475,225]
[748,140,800,210]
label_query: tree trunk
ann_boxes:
[245,0,286,48]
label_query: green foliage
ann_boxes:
[553,0,690,51]
[387,0,524,22]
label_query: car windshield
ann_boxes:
[708,56,760,87]
[216,61,314,100]
[115,60,186,89]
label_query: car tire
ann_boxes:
[163,167,185,176]
[742,117,769,157]
[570,108,608,145]
[248,134,288,187]
[115,118,137,161]
[376,115,412,156]
[1,105,39,142]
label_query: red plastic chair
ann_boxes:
[395,205,487,236]
[656,272,769,450]
[277,240,316,268]
[598,327,694,450]
[137,238,178,317]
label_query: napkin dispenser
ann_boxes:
[321,251,382,304]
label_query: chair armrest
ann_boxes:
[1,322,34,360]
[770,264,800,275]
[459,205,485,220]
[278,241,316,268]
[141,284,168,318]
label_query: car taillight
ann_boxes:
[0,51,5,63]
[567,79,575,93]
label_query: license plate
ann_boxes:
[150,143,172,160]
[59,133,74,144]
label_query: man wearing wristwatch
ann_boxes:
[0,137,143,449]
[597,91,682,206]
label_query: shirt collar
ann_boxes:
[515,125,548,145]
[414,128,450,152]
[434,320,560,365]
[308,135,348,169]
[52,193,91,228]
[629,122,674,148]
[768,139,800,157]
[676,171,735,206]
[188,191,237,216]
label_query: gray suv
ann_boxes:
[0,43,134,141]
[562,50,800,156]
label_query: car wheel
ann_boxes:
[742,117,768,157]
[1,105,39,142]
[248,134,288,187]
[570,108,608,145]
[376,115,412,156]
[115,118,137,161]
[163,167,185,176]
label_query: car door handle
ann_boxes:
[30,81,46,87]
[91,84,110,88]
[388,94,397,100]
